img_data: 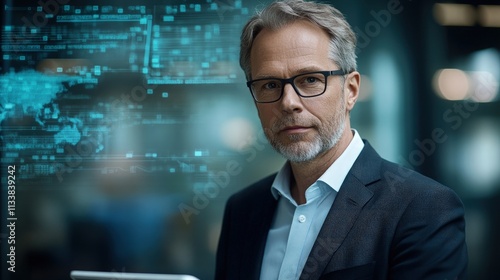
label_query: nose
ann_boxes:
[279,83,303,113]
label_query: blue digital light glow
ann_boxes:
[0,70,79,124]
[1,0,256,181]
[0,2,261,279]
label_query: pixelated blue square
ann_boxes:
[163,15,174,22]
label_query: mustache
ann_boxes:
[270,115,316,132]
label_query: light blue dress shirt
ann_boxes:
[259,130,365,280]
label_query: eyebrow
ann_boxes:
[295,66,327,73]
[252,66,329,80]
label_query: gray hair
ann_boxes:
[240,0,357,80]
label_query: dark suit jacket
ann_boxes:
[215,142,468,280]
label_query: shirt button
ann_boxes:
[298,215,306,223]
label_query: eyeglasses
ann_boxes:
[246,69,350,103]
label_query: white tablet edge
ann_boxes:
[70,270,200,280]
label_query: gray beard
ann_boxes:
[265,110,346,163]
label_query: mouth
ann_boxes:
[280,125,312,134]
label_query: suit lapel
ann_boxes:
[241,175,279,279]
[299,142,381,280]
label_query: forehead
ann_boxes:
[250,20,334,77]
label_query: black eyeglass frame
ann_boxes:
[246,69,352,103]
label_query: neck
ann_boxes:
[289,128,353,205]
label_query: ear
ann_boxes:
[344,71,360,111]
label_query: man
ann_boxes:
[215,1,468,279]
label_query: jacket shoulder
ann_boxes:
[379,159,453,193]
[355,142,462,206]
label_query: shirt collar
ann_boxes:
[271,129,365,201]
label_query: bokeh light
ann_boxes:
[433,68,470,100]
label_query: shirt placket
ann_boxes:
[277,185,323,280]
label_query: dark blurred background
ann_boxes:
[1,0,499,279]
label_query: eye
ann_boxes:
[296,74,325,86]
[305,76,319,84]
[263,81,279,89]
